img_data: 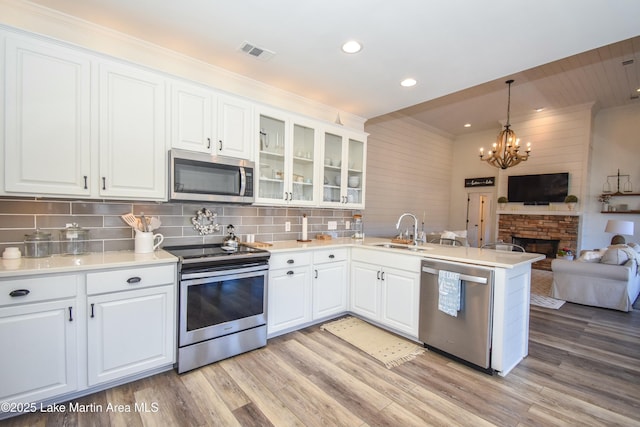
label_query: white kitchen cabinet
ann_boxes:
[320,128,366,209]
[312,248,348,320]
[350,248,420,338]
[216,94,254,159]
[0,275,79,405]
[256,109,319,206]
[3,34,92,197]
[170,82,253,160]
[267,252,313,335]
[86,264,176,386]
[98,61,167,200]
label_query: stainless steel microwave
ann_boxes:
[169,149,255,203]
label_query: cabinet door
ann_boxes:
[345,136,366,207]
[0,299,78,404]
[216,94,253,159]
[99,62,166,200]
[290,120,318,205]
[257,112,288,204]
[170,82,215,153]
[321,131,344,206]
[313,261,347,319]
[87,284,175,386]
[267,266,312,335]
[4,36,92,196]
[350,261,380,320]
[381,267,420,338]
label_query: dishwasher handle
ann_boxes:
[422,266,488,284]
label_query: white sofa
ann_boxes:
[551,244,640,312]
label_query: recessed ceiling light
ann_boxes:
[464,123,471,128]
[341,40,362,54]
[636,87,640,93]
[400,78,417,87]
[535,107,545,112]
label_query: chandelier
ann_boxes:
[479,79,531,169]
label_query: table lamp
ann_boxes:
[604,220,635,245]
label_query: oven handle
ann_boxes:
[181,263,268,281]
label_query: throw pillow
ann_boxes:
[577,250,603,263]
[628,242,639,253]
[600,247,630,265]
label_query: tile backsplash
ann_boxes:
[0,197,357,255]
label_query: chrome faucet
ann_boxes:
[396,213,419,246]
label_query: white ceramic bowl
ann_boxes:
[348,176,360,188]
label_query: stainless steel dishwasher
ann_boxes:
[419,259,494,373]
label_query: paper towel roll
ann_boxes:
[302,214,308,240]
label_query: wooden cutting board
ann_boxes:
[242,241,273,248]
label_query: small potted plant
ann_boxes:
[564,194,578,210]
[497,196,508,210]
[557,247,574,260]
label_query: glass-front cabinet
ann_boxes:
[321,129,366,208]
[256,110,317,205]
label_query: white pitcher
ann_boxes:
[134,231,164,253]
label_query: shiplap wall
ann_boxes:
[363,114,453,237]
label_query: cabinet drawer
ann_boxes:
[313,248,348,264]
[87,264,176,295]
[0,275,78,307]
[269,252,312,270]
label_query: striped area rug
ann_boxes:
[530,269,565,309]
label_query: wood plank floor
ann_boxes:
[5,301,640,427]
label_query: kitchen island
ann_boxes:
[265,237,544,376]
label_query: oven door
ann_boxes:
[179,264,267,347]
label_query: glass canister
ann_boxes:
[352,214,364,239]
[24,229,52,258]
[59,223,90,255]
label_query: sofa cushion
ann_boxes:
[601,246,631,265]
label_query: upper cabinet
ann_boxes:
[256,109,319,206]
[98,61,166,200]
[4,34,92,197]
[170,81,253,160]
[321,129,366,209]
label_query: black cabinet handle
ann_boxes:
[207,137,211,149]
[287,259,294,264]
[381,272,385,281]
[102,177,106,190]
[284,192,289,201]
[218,140,223,151]
[83,175,88,189]
[9,289,30,297]
[68,306,73,322]
[90,303,95,318]
[329,254,335,259]
[377,271,380,280]
[126,277,142,284]
[286,270,294,276]
[314,269,318,279]
[289,192,293,201]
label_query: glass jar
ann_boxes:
[59,223,90,255]
[352,214,364,239]
[24,229,52,258]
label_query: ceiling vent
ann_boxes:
[238,41,275,61]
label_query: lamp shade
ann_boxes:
[604,220,635,236]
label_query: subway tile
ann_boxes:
[36,216,104,229]
[0,215,35,228]
[72,202,133,215]
[0,200,70,215]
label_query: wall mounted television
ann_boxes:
[507,172,569,205]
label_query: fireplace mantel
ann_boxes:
[498,213,580,270]
[497,209,581,216]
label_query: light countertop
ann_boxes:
[0,250,178,278]
[265,237,545,269]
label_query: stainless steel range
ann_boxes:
[164,243,270,373]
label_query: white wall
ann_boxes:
[583,103,640,249]
[363,114,453,237]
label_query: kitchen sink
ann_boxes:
[373,243,434,251]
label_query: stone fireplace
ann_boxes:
[498,214,579,270]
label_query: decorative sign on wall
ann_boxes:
[464,177,495,188]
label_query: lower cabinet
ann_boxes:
[312,249,348,319]
[0,275,79,406]
[350,249,420,338]
[87,284,175,386]
[86,264,176,386]
[267,252,313,335]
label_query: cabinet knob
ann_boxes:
[126,277,142,284]
[9,289,30,297]
[329,254,335,259]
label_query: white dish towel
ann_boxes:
[438,270,461,317]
